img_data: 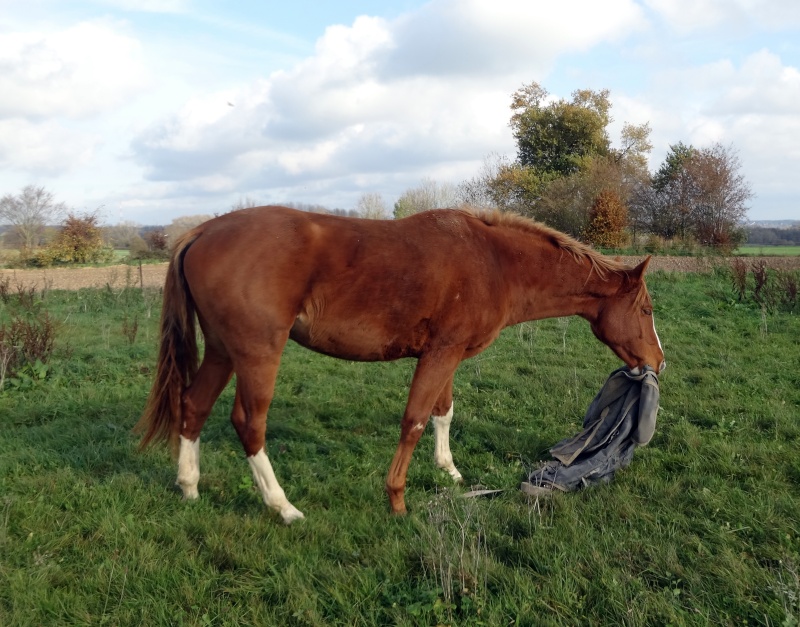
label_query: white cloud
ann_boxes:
[131,0,646,194]
[714,50,800,115]
[0,118,97,175]
[644,0,800,32]
[0,20,149,119]
[618,48,800,211]
[383,0,646,77]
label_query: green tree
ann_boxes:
[510,82,612,178]
[463,82,650,232]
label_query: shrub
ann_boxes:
[583,190,628,249]
[728,259,799,313]
[29,212,114,267]
[0,284,57,389]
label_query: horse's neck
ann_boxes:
[499,233,617,326]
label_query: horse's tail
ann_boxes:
[134,229,202,455]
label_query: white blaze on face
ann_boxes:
[650,311,666,372]
[432,403,462,483]
[247,449,305,524]
[176,435,200,500]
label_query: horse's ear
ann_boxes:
[629,256,651,281]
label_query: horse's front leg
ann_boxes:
[386,351,461,514]
[430,374,463,483]
[432,404,462,483]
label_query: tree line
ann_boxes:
[1,80,758,265]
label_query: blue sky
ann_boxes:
[1,0,799,224]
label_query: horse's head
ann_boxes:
[589,257,666,374]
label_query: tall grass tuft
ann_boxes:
[416,488,489,622]
[728,259,800,312]
[0,281,58,388]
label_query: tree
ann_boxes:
[35,212,112,265]
[393,179,460,219]
[356,193,389,219]
[535,145,651,238]
[229,196,261,213]
[458,154,552,214]
[102,221,141,249]
[583,190,628,249]
[0,185,66,251]
[648,142,696,240]
[647,142,751,248]
[463,82,649,228]
[510,82,612,178]
[164,215,213,242]
[685,144,751,249]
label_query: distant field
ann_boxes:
[736,245,800,256]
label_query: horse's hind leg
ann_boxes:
[230,351,304,524]
[431,376,462,483]
[177,344,233,499]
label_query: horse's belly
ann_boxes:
[289,315,420,362]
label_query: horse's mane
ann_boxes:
[459,207,629,281]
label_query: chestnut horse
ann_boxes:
[136,206,665,523]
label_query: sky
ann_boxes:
[1,0,799,225]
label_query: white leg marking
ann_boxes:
[411,422,425,432]
[176,435,200,500]
[248,449,305,524]
[432,403,462,483]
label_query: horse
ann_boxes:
[136,205,665,523]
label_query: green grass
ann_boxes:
[1,273,799,625]
[736,245,800,256]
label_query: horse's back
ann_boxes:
[180,206,509,361]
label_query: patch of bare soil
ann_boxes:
[0,263,169,291]
[619,255,800,273]
[1,256,799,292]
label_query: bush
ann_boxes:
[28,212,114,267]
[583,189,628,249]
[0,280,58,390]
[728,259,799,313]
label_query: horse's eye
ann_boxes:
[642,307,653,316]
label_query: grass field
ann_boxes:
[1,271,799,625]
[736,245,800,256]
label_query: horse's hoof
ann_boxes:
[280,505,305,525]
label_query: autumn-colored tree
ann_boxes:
[35,212,112,266]
[583,190,628,249]
[145,229,168,252]
[646,142,751,249]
